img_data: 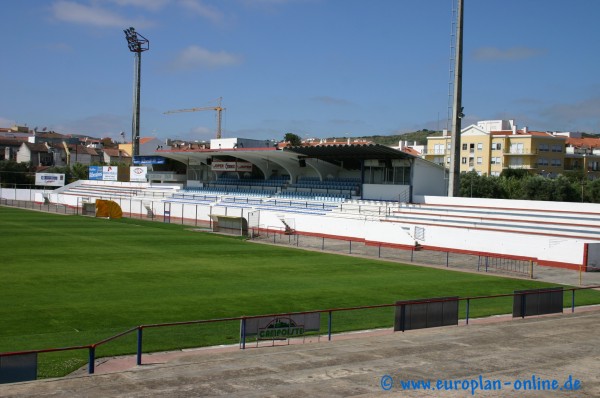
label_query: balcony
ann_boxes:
[501,165,537,170]
[503,148,536,155]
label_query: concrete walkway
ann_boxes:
[2,309,599,397]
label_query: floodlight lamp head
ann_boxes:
[123,27,149,53]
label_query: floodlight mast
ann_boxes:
[448,0,464,197]
[123,27,149,162]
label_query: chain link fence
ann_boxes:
[250,228,535,279]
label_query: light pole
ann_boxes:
[123,27,149,163]
[448,0,464,197]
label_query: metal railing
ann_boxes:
[1,286,598,382]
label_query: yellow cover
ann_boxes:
[95,200,123,219]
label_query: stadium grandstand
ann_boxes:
[5,137,600,274]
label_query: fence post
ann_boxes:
[349,240,352,254]
[521,293,526,319]
[322,237,325,251]
[88,346,96,374]
[328,311,332,341]
[530,260,534,279]
[485,257,489,273]
[446,251,449,267]
[241,318,247,349]
[400,304,406,332]
[137,327,143,366]
[466,299,470,325]
[571,290,575,313]
[410,249,414,262]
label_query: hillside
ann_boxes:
[333,129,441,146]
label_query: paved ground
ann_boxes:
[2,308,599,397]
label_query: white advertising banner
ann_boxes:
[130,166,147,182]
[103,166,118,181]
[211,161,253,172]
[35,173,65,187]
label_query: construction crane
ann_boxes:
[164,97,224,139]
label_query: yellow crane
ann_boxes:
[164,97,224,139]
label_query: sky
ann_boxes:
[1,0,599,143]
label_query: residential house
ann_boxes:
[64,144,102,165]
[16,142,54,167]
[563,137,600,179]
[119,137,163,157]
[425,120,566,177]
[103,148,131,165]
[0,138,26,161]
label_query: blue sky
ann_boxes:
[1,0,599,143]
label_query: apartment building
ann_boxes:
[425,120,566,177]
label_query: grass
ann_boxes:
[1,205,599,377]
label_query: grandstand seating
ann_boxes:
[386,203,600,240]
[281,177,360,200]
[182,187,272,198]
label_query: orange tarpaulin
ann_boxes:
[95,200,123,219]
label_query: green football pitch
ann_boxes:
[1,206,599,377]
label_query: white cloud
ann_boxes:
[472,46,547,61]
[54,113,129,138]
[178,0,224,24]
[0,117,17,127]
[45,42,73,52]
[107,0,170,11]
[538,96,600,131]
[169,45,242,70]
[189,126,214,138]
[51,1,153,28]
[311,96,353,106]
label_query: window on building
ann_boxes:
[491,157,501,165]
[462,143,467,150]
[510,143,524,154]
[538,158,549,166]
[447,142,451,150]
[551,144,563,152]
[491,171,500,176]
[470,143,475,153]
[491,142,502,151]
[447,157,451,164]
[551,159,561,166]
[539,144,549,152]
[477,143,483,151]
[461,157,467,164]
[477,157,483,164]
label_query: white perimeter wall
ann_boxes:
[411,159,446,197]
[362,184,410,201]
[3,188,594,269]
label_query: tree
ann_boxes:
[284,133,302,146]
[70,163,89,181]
[0,160,33,187]
[500,168,529,179]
